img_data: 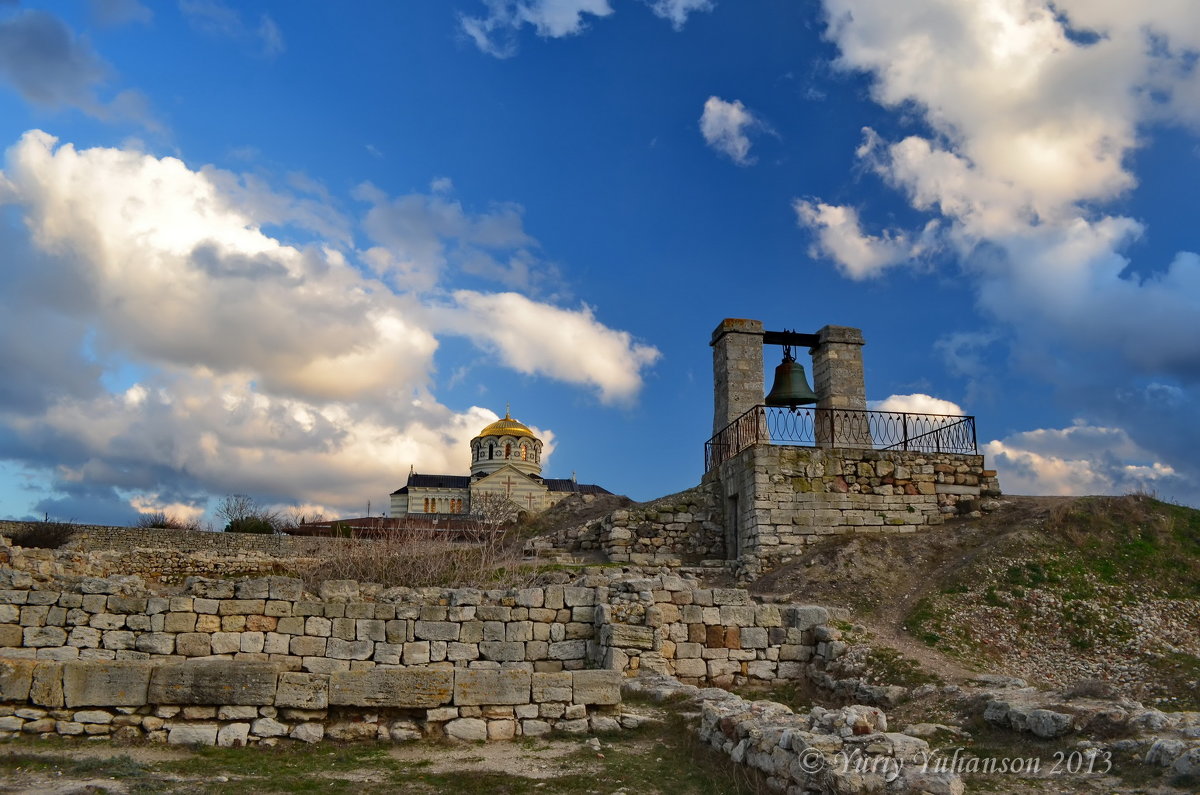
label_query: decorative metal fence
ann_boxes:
[704,405,977,472]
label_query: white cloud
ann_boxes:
[699,96,766,166]
[461,0,614,57]
[794,199,935,278]
[0,131,658,517]
[435,291,661,404]
[812,1,1200,377]
[984,421,1183,498]
[870,393,964,416]
[355,181,552,294]
[645,0,714,30]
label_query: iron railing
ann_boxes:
[704,405,977,472]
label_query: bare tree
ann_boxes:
[469,491,522,529]
[216,494,282,534]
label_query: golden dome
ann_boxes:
[477,408,535,439]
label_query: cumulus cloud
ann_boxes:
[699,96,767,166]
[984,421,1185,499]
[461,0,614,58]
[812,1,1200,373]
[434,291,662,404]
[809,0,1200,502]
[644,0,714,30]
[0,131,659,519]
[794,199,936,279]
[870,393,964,416]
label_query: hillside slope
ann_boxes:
[751,494,1200,710]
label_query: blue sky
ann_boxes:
[1,0,1198,525]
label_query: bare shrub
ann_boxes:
[285,524,533,591]
[134,511,202,531]
[12,519,78,549]
[217,494,283,534]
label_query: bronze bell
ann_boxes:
[765,347,818,409]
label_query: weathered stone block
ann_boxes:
[531,672,572,702]
[329,669,453,708]
[479,641,525,662]
[453,669,531,706]
[30,661,63,707]
[606,624,655,650]
[326,638,373,660]
[148,661,278,706]
[414,621,460,641]
[275,672,329,709]
[571,670,620,705]
[0,658,36,701]
[167,723,218,745]
[62,661,151,707]
[445,717,487,741]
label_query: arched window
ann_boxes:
[521,444,527,460]
[505,443,511,458]
[423,498,429,513]
[489,444,494,460]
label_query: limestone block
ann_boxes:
[571,670,620,705]
[326,638,373,660]
[214,722,249,747]
[454,669,531,706]
[30,661,63,707]
[148,661,278,706]
[331,617,356,640]
[291,722,324,743]
[330,669,453,708]
[276,672,329,709]
[548,640,588,660]
[23,626,67,647]
[302,657,348,674]
[445,717,487,741]
[479,641,525,662]
[266,577,303,602]
[210,632,241,655]
[175,633,211,657]
[240,632,266,654]
[290,636,327,657]
[135,633,175,655]
[245,615,277,632]
[356,619,386,642]
[167,723,218,745]
[414,621,460,641]
[217,600,265,616]
[673,658,707,678]
[319,580,360,602]
[0,623,22,647]
[63,661,151,707]
[402,642,431,665]
[532,672,572,702]
[0,658,36,701]
[605,625,655,650]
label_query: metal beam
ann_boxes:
[762,330,820,348]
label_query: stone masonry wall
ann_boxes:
[705,444,1001,576]
[0,658,622,745]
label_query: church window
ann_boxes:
[489,444,494,460]
[521,444,527,460]
[505,443,511,458]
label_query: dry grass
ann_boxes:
[283,527,536,591]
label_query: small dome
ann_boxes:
[477,408,535,439]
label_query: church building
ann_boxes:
[389,409,611,517]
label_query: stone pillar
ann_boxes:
[710,318,764,436]
[810,325,869,446]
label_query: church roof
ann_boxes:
[405,474,472,489]
[544,479,612,495]
[475,408,536,439]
